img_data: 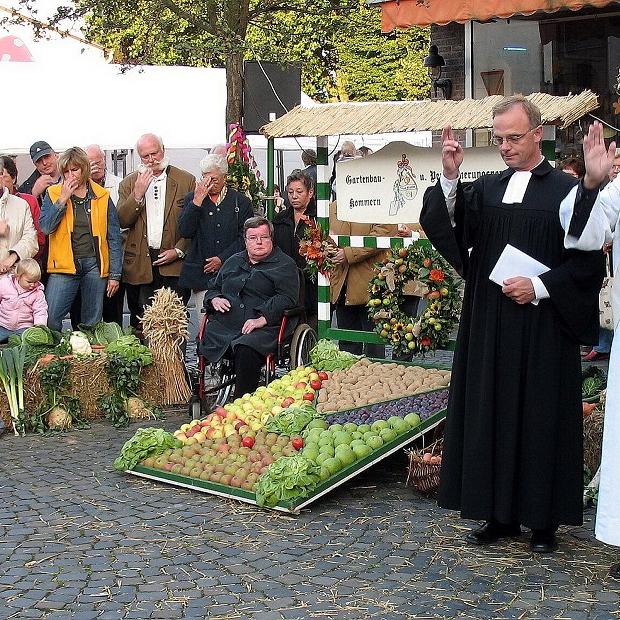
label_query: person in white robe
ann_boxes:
[561,121,619,578]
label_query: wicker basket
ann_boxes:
[406,438,443,494]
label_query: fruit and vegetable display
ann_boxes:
[136,431,303,493]
[325,389,449,425]
[298,415,422,476]
[124,355,451,512]
[315,358,450,413]
[173,366,326,442]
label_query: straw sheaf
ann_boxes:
[261,91,598,137]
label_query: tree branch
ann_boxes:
[157,0,219,36]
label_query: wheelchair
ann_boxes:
[189,304,317,417]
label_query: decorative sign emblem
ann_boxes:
[390,154,418,216]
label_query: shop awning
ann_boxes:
[379,0,620,31]
[261,91,598,138]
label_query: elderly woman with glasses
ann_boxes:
[40,147,122,331]
[199,217,299,399]
[178,153,253,312]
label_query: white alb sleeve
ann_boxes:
[440,174,459,227]
[560,180,619,250]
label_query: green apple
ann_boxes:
[404,413,421,428]
[379,428,398,443]
[323,457,343,475]
[365,434,384,450]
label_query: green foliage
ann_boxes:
[72,0,429,105]
[36,359,89,433]
[101,352,155,428]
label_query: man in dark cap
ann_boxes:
[18,141,61,204]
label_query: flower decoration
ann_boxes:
[226,123,265,214]
[367,244,462,356]
[298,217,339,282]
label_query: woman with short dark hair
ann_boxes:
[273,170,317,328]
[200,216,299,397]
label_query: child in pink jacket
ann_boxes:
[0,258,48,342]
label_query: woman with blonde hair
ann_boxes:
[40,147,122,331]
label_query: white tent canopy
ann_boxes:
[0,63,228,153]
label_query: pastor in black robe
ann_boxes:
[420,160,604,529]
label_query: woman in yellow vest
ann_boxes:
[40,147,122,331]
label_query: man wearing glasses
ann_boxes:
[117,133,195,328]
[199,217,299,398]
[420,95,605,553]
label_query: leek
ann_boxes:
[0,345,26,436]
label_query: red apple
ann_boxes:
[234,420,246,431]
[318,371,329,381]
[292,437,304,450]
[303,392,315,401]
[242,436,255,448]
[214,406,227,419]
[310,379,322,390]
[281,397,295,408]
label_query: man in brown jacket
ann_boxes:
[117,133,195,327]
[329,201,397,356]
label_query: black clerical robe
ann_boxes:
[420,160,604,529]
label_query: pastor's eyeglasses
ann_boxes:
[491,125,541,146]
[246,235,271,243]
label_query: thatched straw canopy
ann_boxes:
[261,91,598,138]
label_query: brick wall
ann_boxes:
[430,23,466,101]
[430,23,467,145]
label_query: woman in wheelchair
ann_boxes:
[199,216,300,399]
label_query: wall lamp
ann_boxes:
[423,45,452,100]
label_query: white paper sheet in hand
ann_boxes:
[489,244,550,306]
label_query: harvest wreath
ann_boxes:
[367,245,461,356]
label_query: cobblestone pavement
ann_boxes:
[1,411,619,620]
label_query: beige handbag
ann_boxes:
[600,253,613,329]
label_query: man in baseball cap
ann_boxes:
[18,140,60,203]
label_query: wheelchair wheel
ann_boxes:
[200,358,235,413]
[289,323,317,370]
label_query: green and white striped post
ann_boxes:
[316,136,331,340]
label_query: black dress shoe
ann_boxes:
[530,529,558,553]
[610,562,620,579]
[465,521,522,546]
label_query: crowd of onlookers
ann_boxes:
[0,135,332,344]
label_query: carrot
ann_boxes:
[583,402,597,417]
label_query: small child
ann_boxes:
[0,258,48,342]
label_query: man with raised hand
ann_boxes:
[420,95,605,554]
[117,133,194,328]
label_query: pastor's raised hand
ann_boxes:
[441,126,464,180]
[583,121,616,189]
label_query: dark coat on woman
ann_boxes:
[199,247,299,362]
[272,203,317,322]
[177,187,253,291]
